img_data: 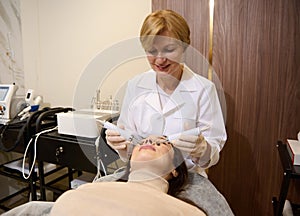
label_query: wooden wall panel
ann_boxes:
[211,0,300,215]
[153,0,300,215]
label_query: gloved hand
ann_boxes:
[105,128,132,162]
[105,128,130,151]
[172,134,208,159]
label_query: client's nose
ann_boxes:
[143,139,153,145]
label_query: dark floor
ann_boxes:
[0,159,124,214]
[0,167,72,214]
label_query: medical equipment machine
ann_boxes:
[57,109,119,138]
[0,84,20,124]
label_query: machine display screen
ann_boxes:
[0,86,9,101]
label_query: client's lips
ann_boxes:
[139,145,156,151]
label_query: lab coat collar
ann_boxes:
[136,65,198,113]
[179,65,199,92]
[144,92,163,113]
[136,64,199,92]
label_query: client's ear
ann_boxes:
[171,170,178,178]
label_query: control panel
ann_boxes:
[0,84,18,124]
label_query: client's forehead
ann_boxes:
[146,135,167,141]
[142,135,172,144]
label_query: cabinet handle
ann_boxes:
[55,146,64,161]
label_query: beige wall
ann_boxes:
[20,0,151,108]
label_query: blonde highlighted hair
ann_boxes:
[140,9,190,50]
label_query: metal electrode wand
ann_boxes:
[96,119,142,146]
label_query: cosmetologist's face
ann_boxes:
[145,31,184,79]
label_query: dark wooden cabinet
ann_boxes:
[36,131,119,200]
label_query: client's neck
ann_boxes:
[128,169,169,193]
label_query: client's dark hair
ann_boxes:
[167,146,188,196]
[167,147,203,211]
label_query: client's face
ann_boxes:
[130,135,175,178]
[132,135,173,160]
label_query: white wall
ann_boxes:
[0,0,24,94]
[20,0,151,108]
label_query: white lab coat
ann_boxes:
[118,65,227,175]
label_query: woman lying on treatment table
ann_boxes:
[50,135,206,215]
[3,135,206,216]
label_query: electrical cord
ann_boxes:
[20,107,73,179]
[22,126,58,179]
[93,136,107,182]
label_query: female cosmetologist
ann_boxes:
[105,9,231,214]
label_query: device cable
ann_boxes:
[22,126,58,179]
[93,136,107,182]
